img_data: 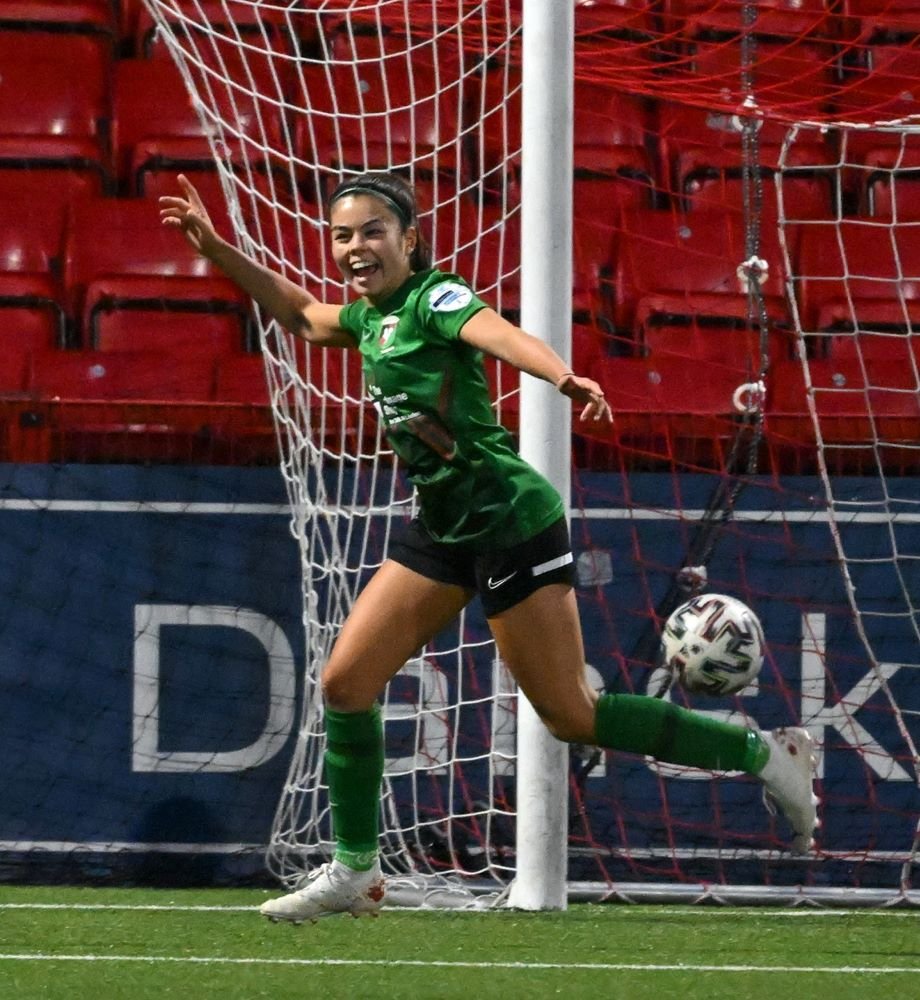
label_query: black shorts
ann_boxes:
[388,515,576,617]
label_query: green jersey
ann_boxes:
[338,269,563,546]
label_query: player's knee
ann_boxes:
[533,703,595,745]
[321,665,373,713]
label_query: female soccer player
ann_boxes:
[160,172,818,922]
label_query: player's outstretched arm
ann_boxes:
[159,174,351,347]
[459,307,611,425]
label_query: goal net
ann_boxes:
[138,0,920,904]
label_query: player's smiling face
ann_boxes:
[330,194,417,305]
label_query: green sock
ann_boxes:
[325,705,384,871]
[594,693,769,774]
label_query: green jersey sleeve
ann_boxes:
[417,274,489,342]
[337,299,365,342]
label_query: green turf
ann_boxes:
[0,886,918,1000]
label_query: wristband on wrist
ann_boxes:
[554,371,575,390]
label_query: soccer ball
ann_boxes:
[661,593,765,696]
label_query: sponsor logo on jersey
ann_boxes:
[379,315,399,351]
[429,282,473,312]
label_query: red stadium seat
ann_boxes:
[662,0,834,40]
[573,82,655,181]
[413,180,483,267]
[573,0,658,75]
[575,0,657,40]
[689,38,837,116]
[452,209,521,317]
[318,6,464,76]
[113,55,291,203]
[297,58,466,181]
[63,196,250,353]
[28,349,214,402]
[213,352,270,406]
[593,353,760,463]
[0,29,113,193]
[611,207,788,333]
[823,327,920,366]
[112,58,212,193]
[859,141,920,219]
[134,0,296,60]
[792,219,920,333]
[0,2,115,34]
[22,348,221,464]
[842,1,920,40]
[656,102,836,217]
[640,315,791,368]
[0,197,69,360]
[768,357,920,449]
[111,57,267,229]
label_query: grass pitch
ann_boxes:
[1,886,918,999]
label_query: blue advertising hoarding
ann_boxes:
[0,464,915,886]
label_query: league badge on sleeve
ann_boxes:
[429,282,473,312]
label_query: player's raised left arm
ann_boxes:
[459,307,612,425]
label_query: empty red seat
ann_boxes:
[842,1,920,40]
[573,82,655,190]
[575,0,657,40]
[657,102,836,217]
[0,197,69,358]
[573,0,658,78]
[134,0,296,61]
[453,209,521,317]
[29,349,214,402]
[0,29,112,190]
[63,196,249,353]
[0,2,115,35]
[858,140,920,219]
[23,348,220,464]
[412,180,484,267]
[689,38,837,117]
[112,57,289,211]
[792,219,920,332]
[662,0,834,39]
[213,352,270,406]
[768,357,920,447]
[611,207,788,333]
[594,354,758,462]
[640,316,791,368]
[296,57,466,181]
[112,58,213,192]
[824,327,920,366]
[833,44,920,138]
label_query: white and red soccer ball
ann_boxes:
[661,593,765,696]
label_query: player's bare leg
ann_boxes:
[261,562,473,924]
[489,583,818,853]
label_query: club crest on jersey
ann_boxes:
[429,282,473,312]
[378,315,399,351]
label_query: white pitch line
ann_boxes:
[1,902,919,917]
[0,903,257,912]
[0,954,917,974]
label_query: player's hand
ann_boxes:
[158,173,222,259]
[556,372,612,425]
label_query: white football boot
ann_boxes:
[260,859,385,924]
[759,727,819,853]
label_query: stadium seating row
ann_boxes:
[11,0,920,55]
[2,14,920,214]
[2,182,918,383]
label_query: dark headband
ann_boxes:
[329,184,413,227]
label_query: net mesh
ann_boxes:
[136,0,920,901]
